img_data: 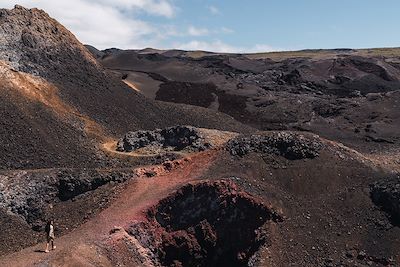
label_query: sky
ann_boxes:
[1,0,400,52]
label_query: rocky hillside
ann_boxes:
[0,5,249,170]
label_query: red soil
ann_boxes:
[0,150,218,267]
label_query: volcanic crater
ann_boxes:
[127,180,282,267]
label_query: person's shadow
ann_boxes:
[34,249,46,253]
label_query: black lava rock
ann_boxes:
[117,126,211,153]
[227,132,322,160]
[371,177,400,226]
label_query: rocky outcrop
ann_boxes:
[57,170,131,201]
[117,126,212,153]
[227,132,322,160]
[371,177,400,226]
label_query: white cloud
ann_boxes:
[188,26,209,36]
[187,26,234,37]
[251,44,277,53]
[0,1,176,49]
[174,40,278,53]
[0,2,280,53]
[175,40,236,52]
[220,27,234,34]
[207,5,220,15]
[94,0,176,18]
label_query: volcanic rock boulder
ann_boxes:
[117,126,212,153]
[348,57,394,82]
[371,177,400,226]
[127,180,281,267]
[227,132,322,159]
[57,170,130,201]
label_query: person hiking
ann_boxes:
[44,220,56,253]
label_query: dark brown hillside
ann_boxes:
[0,61,104,170]
[0,89,97,170]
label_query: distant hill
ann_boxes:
[92,45,400,153]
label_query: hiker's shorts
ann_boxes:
[47,236,54,243]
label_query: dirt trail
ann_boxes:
[324,138,400,172]
[0,150,218,267]
[365,151,400,172]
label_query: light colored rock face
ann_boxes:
[0,5,99,76]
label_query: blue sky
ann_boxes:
[171,0,400,51]
[2,0,400,52]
